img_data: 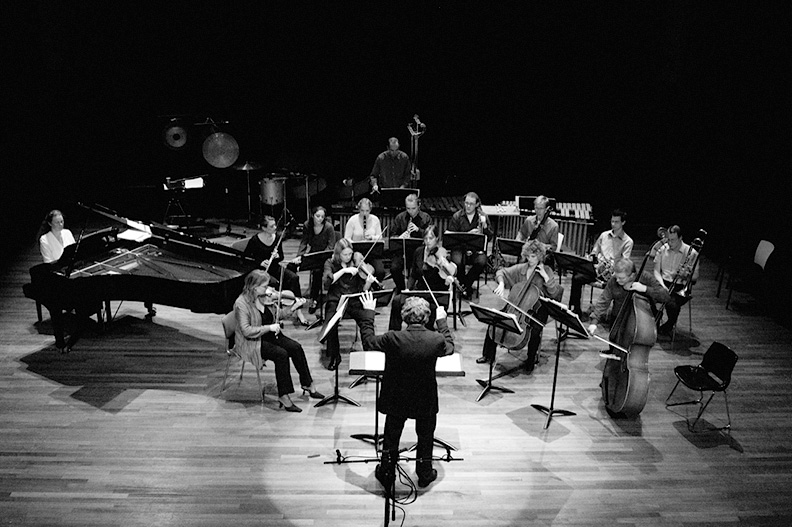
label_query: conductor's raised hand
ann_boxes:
[435,306,447,320]
[360,291,377,311]
[587,323,597,335]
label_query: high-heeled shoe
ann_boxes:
[302,386,325,399]
[278,400,302,412]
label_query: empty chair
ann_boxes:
[220,311,265,404]
[666,341,738,431]
[725,239,774,309]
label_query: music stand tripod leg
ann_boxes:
[351,375,383,450]
[531,324,576,428]
[476,354,515,402]
[315,363,360,408]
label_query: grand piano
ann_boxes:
[23,204,258,325]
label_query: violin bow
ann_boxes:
[263,219,291,272]
[355,225,389,284]
[422,276,440,307]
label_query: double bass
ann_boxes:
[600,231,667,418]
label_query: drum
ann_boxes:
[261,177,286,205]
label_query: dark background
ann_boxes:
[4,2,790,267]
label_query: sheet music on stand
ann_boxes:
[495,237,523,258]
[442,232,486,253]
[351,240,384,258]
[553,252,597,282]
[399,289,452,308]
[378,188,419,209]
[387,236,422,255]
[298,249,333,272]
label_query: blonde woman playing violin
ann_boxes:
[233,270,324,412]
[388,225,457,331]
[320,238,378,370]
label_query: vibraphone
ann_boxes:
[331,197,593,256]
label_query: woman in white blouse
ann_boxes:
[343,197,385,281]
[38,210,75,263]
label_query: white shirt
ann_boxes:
[344,214,382,242]
[40,229,76,263]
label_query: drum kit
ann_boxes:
[233,162,326,225]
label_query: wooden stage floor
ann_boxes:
[2,238,791,526]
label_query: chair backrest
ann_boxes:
[221,311,237,349]
[701,341,738,389]
[754,240,775,270]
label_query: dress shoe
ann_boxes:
[475,356,490,364]
[302,386,325,399]
[658,322,674,335]
[279,401,303,413]
[308,300,318,314]
[417,468,437,488]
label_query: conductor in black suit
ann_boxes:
[359,291,455,488]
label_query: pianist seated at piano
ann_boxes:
[36,210,78,352]
[234,270,324,413]
[244,216,309,326]
[38,209,75,263]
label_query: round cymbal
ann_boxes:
[234,161,263,171]
[202,132,239,169]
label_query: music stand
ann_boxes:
[351,240,384,259]
[378,187,418,209]
[298,249,333,331]
[469,302,523,402]
[531,297,588,429]
[345,289,396,389]
[553,251,596,282]
[387,236,423,284]
[398,289,451,309]
[443,232,486,324]
[496,237,523,259]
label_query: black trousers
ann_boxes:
[287,262,322,300]
[260,333,312,396]
[382,413,437,476]
[323,300,366,360]
[450,250,487,290]
[481,305,549,371]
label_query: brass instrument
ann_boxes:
[655,229,706,323]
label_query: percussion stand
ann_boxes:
[277,177,296,230]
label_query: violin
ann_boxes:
[353,252,380,285]
[425,246,454,279]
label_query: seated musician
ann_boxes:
[652,225,699,335]
[515,195,559,253]
[447,191,493,300]
[321,238,378,370]
[343,197,385,282]
[389,193,433,292]
[568,208,633,317]
[359,291,454,489]
[234,270,324,413]
[244,216,308,326]
[288,206,336,314]
[475,239,563,370]
[389,225,457,330]
[586,258,670,335]
[36,210,77,353]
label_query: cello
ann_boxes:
[600,231,667,418]
[487,268,545,353]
